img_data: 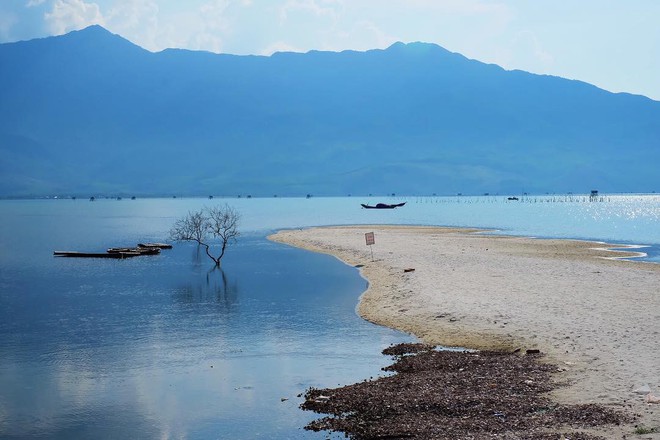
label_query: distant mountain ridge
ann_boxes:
[0,25,658,197]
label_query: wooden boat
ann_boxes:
[107,247,161,255]
[54,251,141,259]
[137,242,173,249]
[107,247,135,253]
[135,247,161,255]
[360,202,406,209]
[54,242,171,259]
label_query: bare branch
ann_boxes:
[206,204,240,241]
[169,210,207,244]
[206,204,240,262]
[169,205,240,267]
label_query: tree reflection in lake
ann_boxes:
[173,267,238,308]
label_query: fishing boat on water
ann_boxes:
[53,251,142,259]
[107,247,161,255]
[360,202,406,209]
[54,242,172,259]
[137,242,173,249]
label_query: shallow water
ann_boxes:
[0,195,658,439]
[0,201,413,439]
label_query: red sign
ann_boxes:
[365,232,375,246]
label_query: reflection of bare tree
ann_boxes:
[173,268,239,309]
[191,245,204,265]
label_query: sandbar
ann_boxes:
[269,225,660,437]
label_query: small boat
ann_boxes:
[54,251,142,259]
[107,247,135,253]
[137,242,173,249]
[135,247,161,255]
[361,202,406,209]
[55,242,171,259]
[107,247,161,255]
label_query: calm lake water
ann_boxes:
[0,195,658,439]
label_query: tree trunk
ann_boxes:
[217,239,228,262]
[202,242,220,266]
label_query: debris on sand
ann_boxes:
[302,344,633,439]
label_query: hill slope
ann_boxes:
[1,25,658,197]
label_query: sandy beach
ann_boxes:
[269,226,660,438]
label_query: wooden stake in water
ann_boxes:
[365,232,375,261]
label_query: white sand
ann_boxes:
[269,225,660,438]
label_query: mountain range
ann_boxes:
[1,25,658,197]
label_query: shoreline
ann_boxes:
[269,225,660,438]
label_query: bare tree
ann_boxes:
[170,204,240,267]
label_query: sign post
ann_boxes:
[365,232,375,261]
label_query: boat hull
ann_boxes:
[54,243,170,259]
[138,242,173,249]
[361,202,406,209]
[54,251,141,259]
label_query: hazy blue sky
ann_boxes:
[1,0,659,100]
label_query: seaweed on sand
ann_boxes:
[302,344,633,439]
